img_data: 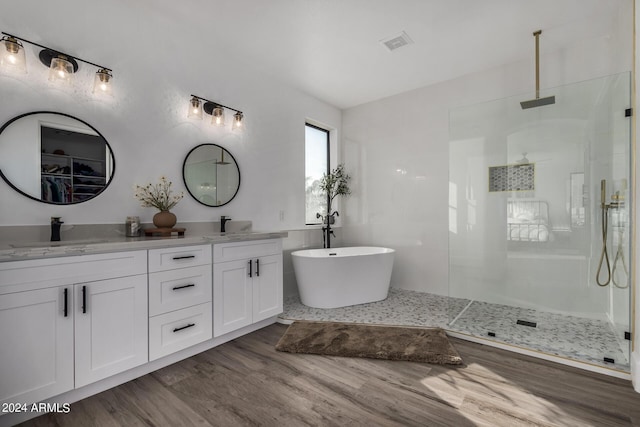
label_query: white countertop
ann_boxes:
[0,230,288,262]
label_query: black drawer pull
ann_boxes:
[172,255,196,260]
[172,283,195,291]
[63,288,68,317]
[82,285,87,314]
[256,258,260,277]
[248,259,252,277]
[173,323,195,333]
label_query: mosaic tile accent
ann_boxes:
[449,300,629,371]
[281,288,470,329]
[279,288,630,372]
[489,163,535,192]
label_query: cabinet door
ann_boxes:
[213,259,252,337]
[0,286,73,406]
[252,254,283,322]
[75,275,148,387]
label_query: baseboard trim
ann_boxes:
[631,351,640,391]
[0,317,278,427]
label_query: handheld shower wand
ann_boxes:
[611,184,629,289]
[596,179,611,287]
[612,227,629,289]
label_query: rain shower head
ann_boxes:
[520,30,555,110]
[215,147,230,165]
[520,95,555,109]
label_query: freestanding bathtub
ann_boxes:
[291,247,395,309]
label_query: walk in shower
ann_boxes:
[448,72,632,373]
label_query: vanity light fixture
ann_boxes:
[0,32,113,94]
[43,51,77,84]
[0,35,27,74]
[93,68,113,96]
[187,96,203,120]
[232,111,243,131]
[211,106,225,127]
[188,94,244,130]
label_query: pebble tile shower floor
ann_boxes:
[279,288,629,373]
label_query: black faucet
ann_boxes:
[51,217,64,242]
[318,211,339,248]
[220,215,232,233]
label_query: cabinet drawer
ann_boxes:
[213,239,282,263]
[0,250,147,293]
[148,245,212,272]
[149,302,212,361]
[149,265,212,316]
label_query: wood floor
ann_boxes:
[20,324,640,427]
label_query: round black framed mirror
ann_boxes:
[182,143,240,207]
[0,111,115,205]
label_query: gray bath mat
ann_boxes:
[275,321,463,365]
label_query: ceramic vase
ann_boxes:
[153,211,177,228]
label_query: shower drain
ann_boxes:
[516,319,537,328]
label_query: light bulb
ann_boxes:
[0,36,27,74]
[187,96,203,120]
[211,106,225,127]
[92,68,113,96]
[48,55,74,84]
[232,111,244,131]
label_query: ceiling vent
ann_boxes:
[380,31,413,52]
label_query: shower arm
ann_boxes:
[520,30,555,109]
[534,30,541,100]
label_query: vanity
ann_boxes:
[0,232,285,426]
[0,108,272,425]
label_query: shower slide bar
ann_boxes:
[596,179,628,288]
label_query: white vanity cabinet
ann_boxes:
[213,239,283,337]
[148,245,213,361]
[74,275,148,387]
[0,251,148,406]
[0,286,74,407]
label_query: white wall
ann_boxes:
[0,3,341,234]
[341,3,633,298]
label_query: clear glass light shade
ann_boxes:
[48,56,74,84]
[92,68,113,96]
[188,97,203,120]
[232,112,244,131]
[211,107,225,126]
[0,37,27,74]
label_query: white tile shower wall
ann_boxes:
[0,2,341,232]
[341,5,632,298]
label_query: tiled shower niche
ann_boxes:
[488,163,535,192]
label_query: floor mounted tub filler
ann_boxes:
[292,247,395,309]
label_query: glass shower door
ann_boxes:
[448,72,632,371]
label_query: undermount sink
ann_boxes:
[207,231,255,237]
[10,239,109,248]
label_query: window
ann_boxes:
[305,123,330,224]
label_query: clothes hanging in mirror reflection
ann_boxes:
[41,176,72,203]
